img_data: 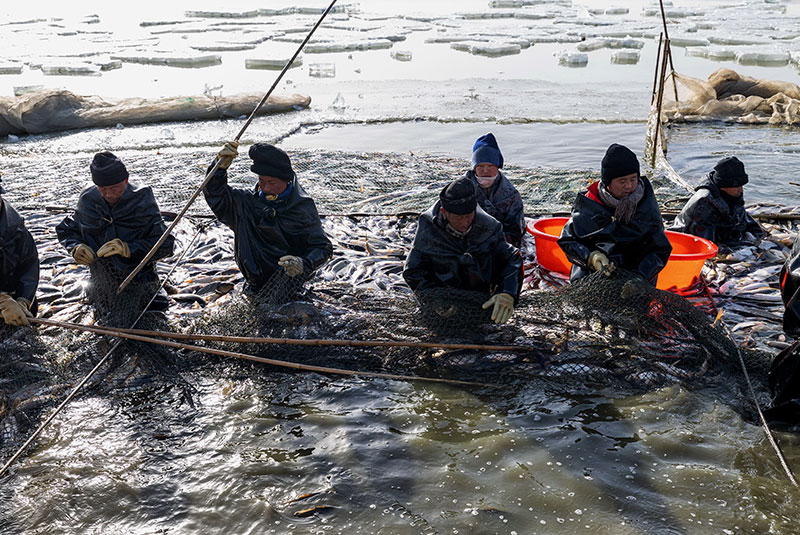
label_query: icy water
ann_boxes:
[3,1,800,534]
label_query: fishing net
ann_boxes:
[659,68,800,126]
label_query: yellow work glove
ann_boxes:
[216,140,239,170]
[588,250,615,275]
[97,238,131,259]
[0,293,32,327]
[481,292,514,324]
[71,243,96,265]
[278,255,304,277]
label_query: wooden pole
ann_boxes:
[652,38,671,167]
[32,318,540,353]
[658,0,679,101]
[29,317,496,387]
[116,0,339,295]
[651,33,663,106]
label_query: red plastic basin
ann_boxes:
[526,217,719,291]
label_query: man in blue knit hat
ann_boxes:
[204,141,333,293]
[403,176,523,324]
[465,132,525,248]
[671,156,763,249]
[0,173,39,327]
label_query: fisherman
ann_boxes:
[204,141,333,292]
[763,237,800,424]
[465,132,525,248]
[403,176,523,324]
[671,156,763,249]
[55,152,175,309]
[0,174,39,327]
[558,143,672,285]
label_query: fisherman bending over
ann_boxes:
[204,141,333,293]
[56,152,175,310]
[671,156,763,249]
[558,143,672,285]
[465,133,525,248]
[403,176,523,324]
[0,174,39,327]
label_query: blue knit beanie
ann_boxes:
[471,133,504,169]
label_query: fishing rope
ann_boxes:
[0,219,210,479]
[117,0,339,294]
[26,318,495,388]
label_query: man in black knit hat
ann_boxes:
[204,141,332,292]
[403,176,523,324]
[0,173,39,327]
[558,143,672,285]
[671,156,763,249]
[56,151,175,309]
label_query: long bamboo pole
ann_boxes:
[28,317,494,388]
[658,0,679,102]
[31,318,541,353]
[116,0,339,295]
[651,33,663,106]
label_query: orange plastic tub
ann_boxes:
[526,217,718,291]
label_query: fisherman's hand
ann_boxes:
[71,243,96,265]
[588,250,615,275]
[278,255,304,277]
[481,292,514,324]
[216,140,239,170]
[97,238,131,259]
[0,294,31,327]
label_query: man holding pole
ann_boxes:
[0,174,39,327]
[204,141,333,293]
[56,152,175,310]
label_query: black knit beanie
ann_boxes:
[90,152,129,186]
[711,156,748,188]
[440,176,477,215]
[249,143,295,181]
[600,143,640,185]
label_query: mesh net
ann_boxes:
[0,141,776,467]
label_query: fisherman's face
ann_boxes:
[720,185,744,198]
[474,163,499,177]
[607,173,638,199]
[258,175,288,196]
[442,209,475,233]
[98,179,128,206]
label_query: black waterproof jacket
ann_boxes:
[465,170,525,248]
[780,234,800,336]
[403,202,523,298]
[203,167,333,289]
[0,198,39,303]
[557,177,672,284]
[56,183,175,282]
[671,175,763,247]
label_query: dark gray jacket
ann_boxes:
[0,198,39,303]
[466,170,525,248]
[203,166,332,290]
[671,175,763,247]
[558,177,672,284]
[56,183,174,282]
[403,202,523,298]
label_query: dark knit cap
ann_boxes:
[711,156,748,188]
[600,143,640,185]
[249,143,295,181]
[440,176,477,215]
[472,132,504,169]
[90,151,129,186]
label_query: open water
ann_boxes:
[2,1,800,534]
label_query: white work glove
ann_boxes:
[0,293,32,327]
[588,250,615,275]
[216,140,239,170]
[481,292,515,324]
[71,243,96,265]
[278,255,304,277]
[97,238,131,259]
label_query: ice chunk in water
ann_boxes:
[556,51,588,67]
[611,50,640,64]
[40,62,101,76]
[13,85,43,96]
[331,92,346,110]
[450,41,521,57]
[390,50,412,62]
[736,50,790,66]
[309,63,336,78]
[245,56,303,70]
[0,62,24,75]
